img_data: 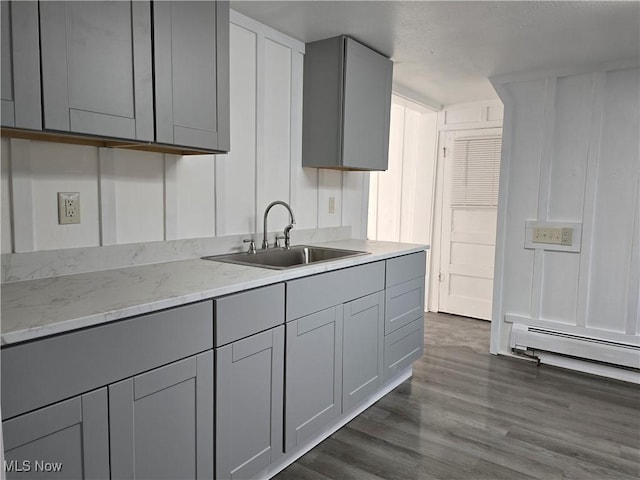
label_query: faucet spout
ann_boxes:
[262,201,296,249]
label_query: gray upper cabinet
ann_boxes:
[154,1,230,152]
[109,352,214,480]
[39,1,154,141]
[3,389,109,480]
[1,1,41,130]
[302,35,393,171]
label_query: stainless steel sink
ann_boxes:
[202,245,368,270]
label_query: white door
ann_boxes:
[438,128,502,320]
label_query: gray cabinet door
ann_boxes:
[3,389,109,480]
[109,351,214,480]
[154,1,230,151]
[342,291,385,412]
[39,1,153,140]
[216,326,284,480]
[302,35,392,170]
[341,37,393,171]
[1,0,41,129]
[285,306,343,451]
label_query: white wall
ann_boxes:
[368,95,439,306]
[0,11,369,255]
[491,63,640,361]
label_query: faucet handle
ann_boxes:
[243,238,257,254]
[274,234,285,248]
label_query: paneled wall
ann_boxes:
[0,11,368,255]
[368,95,438,245]
[368,95,439,307]
[491,63,640,358]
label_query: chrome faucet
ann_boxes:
[262,201,296,249]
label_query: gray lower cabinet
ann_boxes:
[153,1,230,151]
[39,1,154,141]
[384,317,425,379]
[383,252,427,378]
[1,0,41,130]
[342,291,385,412]
[3,389,109,480]
[216,326,284,480]
[285,306,343,451]
[109,351,214,480]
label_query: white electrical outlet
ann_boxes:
[328,196,336,214]
[58,192,81,225]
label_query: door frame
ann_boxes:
[428,126,502,317]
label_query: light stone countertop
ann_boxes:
[1,240,428,346]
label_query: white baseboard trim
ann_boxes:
[257,368,412,480]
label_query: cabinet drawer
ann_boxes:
[385,251,426,288]
[384,317,424,380]
[1,301,213,419]
[286,261,385,321]
[385,276,425,334]
[215,283,284,346]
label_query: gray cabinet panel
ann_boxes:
[215,283,284,346]
[39,1,153,140]
[1,1,41,129]
[3,389,109,480]
[302,35,392,171]
[385,251,427,287]
[286,261,385,320]
[109,351,214,480]
[216,326,284,480]
[154,1,230,151]
[301,36,344,168]
[342,291,385,412]
[2,300,213,419]
[384,317,424,380]
[342,37,393,171]
[385,276,425,334]
[285,306,343,451]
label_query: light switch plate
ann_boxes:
[58,192,81,225]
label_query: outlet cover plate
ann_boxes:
[58,192,81,225]
[524,221,581,252]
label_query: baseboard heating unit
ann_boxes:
[510,324,640,382]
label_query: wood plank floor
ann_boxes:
[274,312,640,480]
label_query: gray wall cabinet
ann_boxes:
[154,1,230,152]
[3,389,109,480]
[342,291,385,412]
[216,327,284,480]
[109,351,214,480]
[285,306,344,451]
[302,35,393,171]
[39,1,154,141]
[1,0,229,154]
[1,1,41,130]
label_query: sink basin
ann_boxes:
[202,245,368,270]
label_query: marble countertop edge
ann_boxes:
[1,240,428,346]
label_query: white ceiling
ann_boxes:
[230,1,640,108]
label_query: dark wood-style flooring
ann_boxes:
[274,312,640,480]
